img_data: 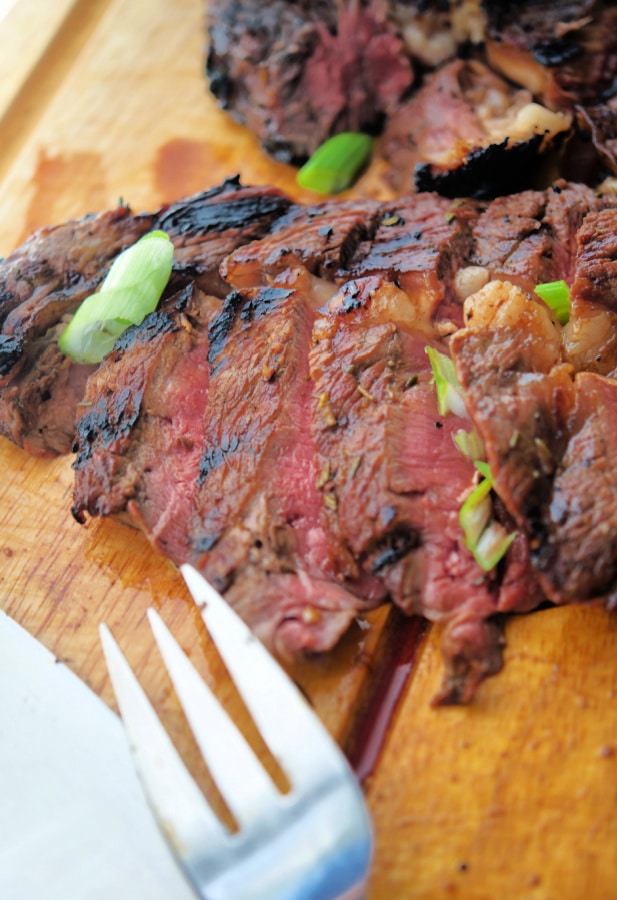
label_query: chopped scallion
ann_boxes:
[425,346,469,419]
[534,279,570,325]
[474,522,517,572]
[59,230,173,363]
[453,427,485,460]
[460,476,493,550]
[460,465,517,572]
[296,132,373,195]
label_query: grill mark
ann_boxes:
[208,287,293,366]
[0,335,23,376]
[198,433,240,484]
[73,386,144,468]
[156,178,292,236]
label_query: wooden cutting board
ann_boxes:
[1,2,617,896]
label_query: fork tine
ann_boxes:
[146,608,282,830]
[180,565,350,789]
[99,623,229,868]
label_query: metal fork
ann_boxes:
[99,564,373,900]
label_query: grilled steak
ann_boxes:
[190,270,384,656]
[206,1,617,195]
[562,207,617,375]
[0,179,292,458]
[340,193,480,330]
[451,279,617,611]
[484,1,617,111]
[381,59,571,199]
[206,0,414,164]
[0,205,155,456]
[309,275,542,702]
[5,177,617,702]
[468,180,613,295]
[154,177,293,297]
[72,283,215,555]
[221,197,382,289]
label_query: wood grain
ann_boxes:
[1,1,616,897]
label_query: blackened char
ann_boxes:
[206,0,414,163]
[309,275,542,703]
[381,59,570,199]
[155,177,292,297]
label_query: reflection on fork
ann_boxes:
[99,564,373,900]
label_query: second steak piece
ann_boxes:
[189,268,385,659]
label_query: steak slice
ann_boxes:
[72,284,215,566]
[539,372,617,605]
[451,281,569,529]
[154,177,293,297]
[450,279,617,609]
[339,192,480,331]
[206,0,414,163]
[485,1,617,111]
[190,268,384,657]
[469,180,616,295]
[0,180,292,457]
[220,197,381,290]
[309,275,541,703]
[380,58,571,199]
[0,206,155,456]
[563,206,617,375]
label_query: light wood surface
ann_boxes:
[1,2,616,897]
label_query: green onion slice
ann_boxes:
[534,279,570,325]
[453,427,485,461]
[425,346,469,419]
[460,464,517,572]
[58,230,173,363]
[460,475,493,550]
[296,132,373,195]
[473,522,517,572]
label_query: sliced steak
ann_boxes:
[340,192,480,331]
[309,275,542,703]
[0,206,155,456]
[539,372,617,606]
[72,284,215,568]
[206,0,414,163]
[154,177,292,297]
[190,268,384,657]
[0,180,292,457]
[451,281,569,527]
[7,178,617,702]
[468,180,616,295]
[450,279,617,610]
[563,206,617,374]
[220,197,381,290]
[484,1,617,111]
